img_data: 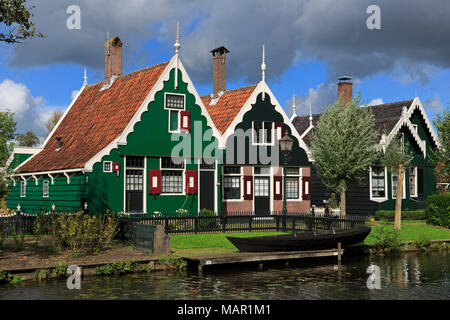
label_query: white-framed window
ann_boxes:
[165,93,185,133]
[43,180,49,198]
[161,157,185,194]
[392,170,406,199]
[223,166,241,200]
[252,121,274,145]
[254,167,271,175]
[20,181,26,197]
[369,166,388,202]
[103,161,112,173]
[284,167,301,200]
[409,166,418,197]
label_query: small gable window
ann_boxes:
[165,94,185,110]
[370,166,387,199]
[253,121,274,145]
[103,161,112,172]
[165,93,186,133]
[43,180,49,198]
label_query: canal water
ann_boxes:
[0,252,448,300]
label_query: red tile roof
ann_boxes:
[201,85,257,134]
[18,61,169,173]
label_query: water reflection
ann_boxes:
[0,252,448,300]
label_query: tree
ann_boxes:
[382,136,413,230]
[0,111,17,196]
[310,95,379,215]
[16,130,39,147]
[0,0,44,43]
[433,105,450,184]
[45,109,63,134]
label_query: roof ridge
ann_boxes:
[201,83,258,99]
[86,60,170,88]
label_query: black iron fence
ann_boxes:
[0,211,367,238]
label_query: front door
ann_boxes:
[126,169,143,213]
[200,171,215,212]
[254,177,270,216]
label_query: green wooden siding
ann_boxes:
[7,175,87,214]
[8,153,32,170]
[87,67,220,215]
[224,92,310,166]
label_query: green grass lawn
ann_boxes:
[365,220,450,244]
[170,232,287,256]
[169,221,450,256]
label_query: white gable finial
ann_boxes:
[174,21,180,89]
[261,43,266,82]
[83,67,88,86]
[309,102,313,124]
[174,21,180,54]
[292,95,297,116]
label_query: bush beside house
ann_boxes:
[426,193,450,228]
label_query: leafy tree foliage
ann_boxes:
[382,136,414,230]
[310,95,379,215]
[0,111,17,195]
[0,0,44,43]
[16,130,39,147]
[433,106,450,183]
[45,109,63,134]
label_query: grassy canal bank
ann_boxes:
[1,221,449,283]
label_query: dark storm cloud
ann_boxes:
[7,0,450,85]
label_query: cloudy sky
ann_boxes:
[0,0,449,139]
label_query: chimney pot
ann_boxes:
[105,36,123,84]
[337,76,353,108]
[211,46,229,97]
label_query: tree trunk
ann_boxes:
[394,164,404,231]
[340,183,346,216]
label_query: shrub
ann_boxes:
[372,224,402,254]
[35,211,118,252]
[415,233,432,251]
[426,193,450,228]
[375,210,426,221]
[96,260,139,276]
[198,209,218,231]
[52,261,68,278]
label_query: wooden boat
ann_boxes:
[226,226,371,252]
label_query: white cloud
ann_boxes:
[424,94,444,112]
[71,90,80,100]
[368,98,384,106]
[0,79,65,139]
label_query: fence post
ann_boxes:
[194,216,198,234]
[276,215,279,232]
[164,217,169,234]
[249,215,252,232]
[15,209,22,235]
[292,217,296,232]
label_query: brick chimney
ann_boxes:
[337,76,353,108]
[211,46,229,96]
[105,36,123,83]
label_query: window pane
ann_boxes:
[166,94,184,109]
[285,167,299,175]
[371,166,385,198]
[170,110,178,131]
[223,166,240,174]
[162,170,183,193]
[223,176,240,199]
[161,157,184,169]
[253,121,262,144]
[264,122,272,143]
[126,156,144,168]
[286,177,299,199]
[409,167,416,196]
[254,178,269,197]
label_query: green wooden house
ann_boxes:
[201,46,312,215]
[7,35,222,215]
[292,79,440,215]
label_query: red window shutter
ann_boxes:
[180,111,191,132]
[112,162,121,172]
[302,176,311,200]
[149,170,161,194]
[185,170,197,194]
[274,176,282,200]
[274,122,284,142]
[243,176,253,200]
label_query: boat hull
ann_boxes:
[226,227,371,252]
